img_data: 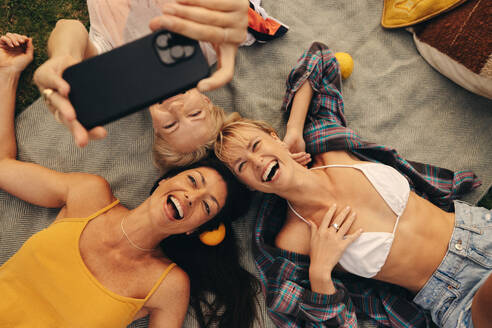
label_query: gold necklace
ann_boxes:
[120,216,156,252]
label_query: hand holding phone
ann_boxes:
[62,29,210,130]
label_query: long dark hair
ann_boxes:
[150,157,260,328]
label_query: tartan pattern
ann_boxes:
[253,43,481,327]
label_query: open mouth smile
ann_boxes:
[166,195,184,220]
[262,160,280,182]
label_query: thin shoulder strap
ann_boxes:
[392,215,402,235]
[144,263,177,301]
[87,199,120,220]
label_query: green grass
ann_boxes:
[1,1,491,209]
[0,0,89,115]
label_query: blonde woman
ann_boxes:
[215,43,490,327]
[33,0,249,165]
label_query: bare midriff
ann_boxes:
[275,150,455,294]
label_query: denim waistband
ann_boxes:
[413,201,477,310]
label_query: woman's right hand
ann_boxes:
[149,0,249,92]
[0,33,34,76]
[33,55,107,147]
[308,205,362,295]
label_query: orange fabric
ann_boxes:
[248,7,282,35]
[0,200,176,328]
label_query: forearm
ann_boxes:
[48,19,92,61]
[286,80,313,133]
[0,73,20,159]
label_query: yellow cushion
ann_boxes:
[381,0,467,28]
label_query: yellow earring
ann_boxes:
[199,223,226,246]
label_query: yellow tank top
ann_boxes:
[0,200,176,328]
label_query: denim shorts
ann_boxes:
[413,200,492,328]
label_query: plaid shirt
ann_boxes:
[253,42,481,327]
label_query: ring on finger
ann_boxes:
[42,88,54,105]
[332,223,340,231]
[54,109,63,123]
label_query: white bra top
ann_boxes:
[287,163,410,278]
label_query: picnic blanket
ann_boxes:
[1,0,491,327]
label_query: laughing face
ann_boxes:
[149,167,228,234]
[221,127,297,193]
[149,89,214,153]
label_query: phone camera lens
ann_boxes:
[156,34,170,48]
[158,50,175,65]
[170,46,185,59]
[183,46,195,57]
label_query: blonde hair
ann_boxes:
[215,113,277,166]
[152,104,226,170]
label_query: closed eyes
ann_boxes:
[237,139,261,173]
[188,175,197,187]
[163,121,177,129]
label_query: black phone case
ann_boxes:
[62,30,210,129]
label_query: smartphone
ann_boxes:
[62,30,210,129]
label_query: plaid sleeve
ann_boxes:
[264,258,358,327]
[281,42,365,155]
[299,286,358,327]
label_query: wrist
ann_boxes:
[49,51,81,64]
[0,72,20,87]
[309,264,335,284]
[286,121,304,135]
[309,272,336,295]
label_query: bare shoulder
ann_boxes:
[63,173,115,218]
[314,150,362,166]
[151,263,190,303]
[145,262,190,327]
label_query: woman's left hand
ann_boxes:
[0,33,34,76]
[149,0,249,92]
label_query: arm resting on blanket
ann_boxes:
[0,33,109,209]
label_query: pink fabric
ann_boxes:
[87,0,217,64]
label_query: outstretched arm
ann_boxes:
[0,33,33,159]
[0,33,109,209]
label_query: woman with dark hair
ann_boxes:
[0,33,258,328]
[215,42,491,327]
[152,160,260,328]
